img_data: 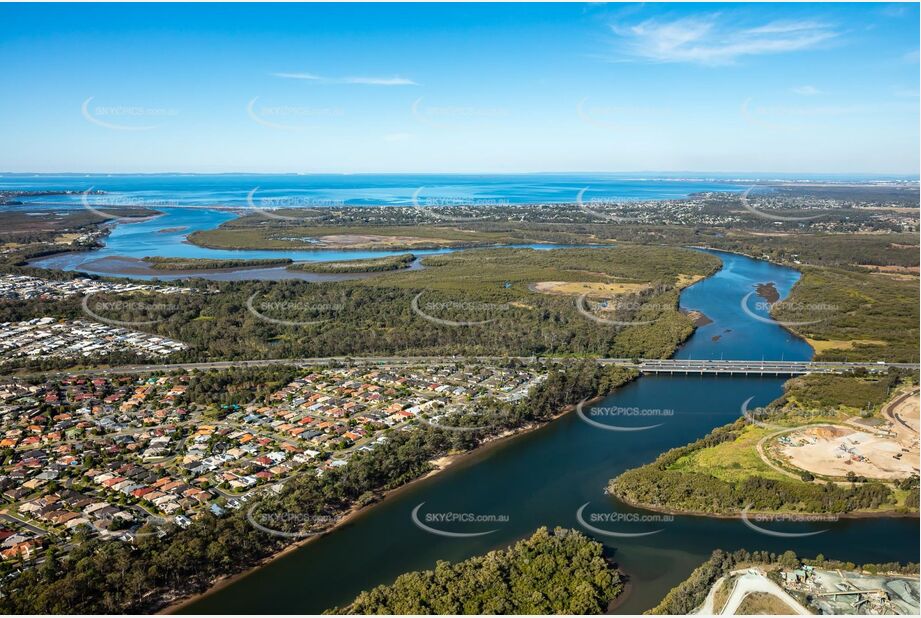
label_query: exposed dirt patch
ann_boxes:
[805,338,886,353]
[772,422,918,480]
[530,281,650,297]
[314,234,458,248]
[682,309,713,326]
[676,273,706,288]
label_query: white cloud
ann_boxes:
[272,72,417,86]
[612,14,839,66]
[271,72,322,81]
[792,85,821,96]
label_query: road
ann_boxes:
[696,575,726,614]
[0,511,49,536]
[14,357,918,380]
[883,387,920,434]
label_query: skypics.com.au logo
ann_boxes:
[740,291,839,328]
[81,295,182,328]
[246,294,344,327]
[740,505,836,538]
[576,503,671,538]
[575,295,674,327]
[576,400,674,433]
[246,96,344,132]
[80,188,171,223]
[416,404,510,433]
[411,502,509,538]
[247,504,336,539]
[245,187,336,221]
[411,186,508,223]
[81,97,178,131]
[737,185,825,223]
[411,292,511,327]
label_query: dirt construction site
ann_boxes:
[771,389,920,481]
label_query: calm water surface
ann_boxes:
[2,173,745,206]
[182,251,918,614]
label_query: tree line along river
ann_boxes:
[179,249,919,614]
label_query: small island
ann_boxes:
[755,281,781,303]
[287,253,415,273]
[327,527,623,615]
[141,256,293,270]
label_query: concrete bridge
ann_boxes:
[619,359,918,376]
[22,356,919,379]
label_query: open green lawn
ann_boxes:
[670,424,788,483]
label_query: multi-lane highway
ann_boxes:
[12,356,918,379]
[631,359,918,375]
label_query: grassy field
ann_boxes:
[711,577,733,614]
[669,423,789,483]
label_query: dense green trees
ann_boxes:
[777,372,906,412]
[0,246,720,370]
[142,257,293,270]
[182,366,302,406]
[330,527,622,615]
[776,266,919,362]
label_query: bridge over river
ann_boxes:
[613,359,920,376]
[21,356,920,379]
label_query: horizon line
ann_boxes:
[2,170,918,180]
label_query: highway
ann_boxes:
[13,356,918,379]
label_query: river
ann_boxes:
[180,249,919,614]
[8,173,745,278]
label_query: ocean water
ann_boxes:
[17,174,748,275]
[1,173,750,207]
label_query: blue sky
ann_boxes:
[1,2,918,174]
